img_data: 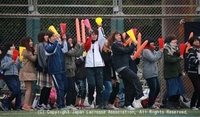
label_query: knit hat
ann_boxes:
[143,37,154,46]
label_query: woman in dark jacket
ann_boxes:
[107,31,143,111]
[187,36,200,110]
[102,40,119,110]
[163,34,186,110]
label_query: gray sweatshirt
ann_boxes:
[1,54,22,76]
[142,49,162,79]
[38,42,47,69]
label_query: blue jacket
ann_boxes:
[1,54,22,76]
[45,40,68,74]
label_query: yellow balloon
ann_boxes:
[95,17,102,26]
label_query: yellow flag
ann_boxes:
[19,46,26,61]
[48,25,58,34]
[126,29,136,42]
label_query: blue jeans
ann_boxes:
[146,77,160,107]
[76,79,86,99]
[102,81,112,101]
[3,75,21,110]
[51,73,67,109]
[86,67,103,106]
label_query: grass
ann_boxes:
[0,109,200,117]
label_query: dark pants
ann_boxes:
[119,67,143,106]
[3,75,21,109]
[66,77,76,106]
[109,82,119,104]
[76,79,86,99]
[51,73,67,109]
[39,87,51,105]
[190,76,200,108]
[146,77,160,107]
[168,95,180,102]
[86,67,103,106]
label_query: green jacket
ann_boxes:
[65,44,84,77]
[163,48,183,79]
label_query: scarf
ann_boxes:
[114,40,123,46]
[164,43,178,56]
[144,45,155,51]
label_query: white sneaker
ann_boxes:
[109,104,119,110]
[67,105,77,110]
[124,105,135,111]
[87,104,94,109]
[191,107,199,110]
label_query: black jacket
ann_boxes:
[102,51,112,81]
[75,56,86,80]
[111,41,135,70]
[187,47,199,77]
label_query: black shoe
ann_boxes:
[0,102,9,111]
[96,105,104,109]
[174,102,181,110]
[166,101,175,110]
[88,100,92,105]
[16,108,22,111]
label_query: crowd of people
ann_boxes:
[0,26,199,112]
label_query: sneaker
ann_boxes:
[16,108,22,111]
[108,104,119,110]
[78,104,86,109]
[191,107,199,110]
[37,104,48,110]
[87,103,94,109]
[60,107,69,110]
[148,105,159,109]
[96,105,104,109]
[46,104,52,110]
[22,105,34,111]
[67,105,77,110]
[0,102,9,111]
[124,105,135,111]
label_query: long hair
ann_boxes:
[38,30,48,42]
[20,36,34,54]
[107,31,125,47]
[1,42,13,60]
[102,40,111,53]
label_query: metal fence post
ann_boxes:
[27,0,40,45]
[111,0,124,33]
[32,0,40,45]
[111,0,118,32]
[117,0,124,33]
[26,0,33,38]
[161,0,166,38]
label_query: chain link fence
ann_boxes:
[1,0,199,101]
